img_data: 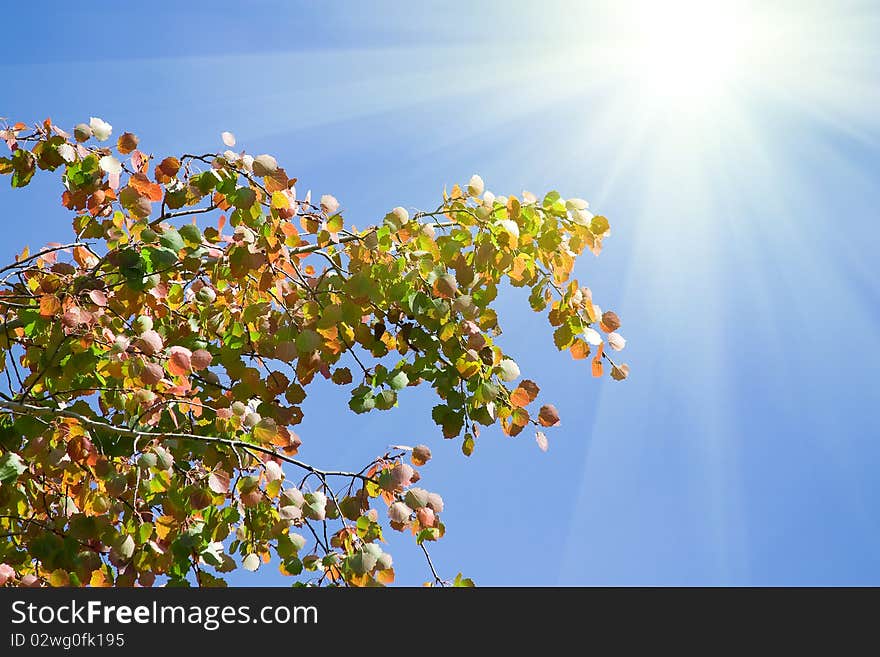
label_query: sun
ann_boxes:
[620,0,755,114]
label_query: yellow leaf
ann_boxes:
[90,569,113,587]
[376,568,395,585]
[271,191,290,210]
[156,515,176,540]
[49,569,69,587]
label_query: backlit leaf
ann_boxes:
[510,379,539,407]
[537,404,560,427]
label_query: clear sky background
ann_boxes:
[2,0,879,585]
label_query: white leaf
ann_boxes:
[535,431,549,452]
[565,197,589,212]
[498,219,520,241]
[572,209,594,226]
[99,155,122,175]
[320,194,339,215]
[584,328,603,346]
[497,358,520,382]
[89,117,112,141]
[57,143,76,163]
[607,332,626,351]
[467,174,484,197]
[265,461,283,481]
[242,553,260,572]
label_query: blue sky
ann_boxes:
[2,0,879,585]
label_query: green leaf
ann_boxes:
[542,191,561,208]
[10,149,35,188]
[201,542,225,567]
[295,329,322,353]
[474,382,499,405]
[178,223,203,247]
[282,557,303,576]
[144,246,178,270]
[453,572,476,587]
[374,389,397,410]
[590,215,610,236]
[388,371,409,391]
[158,228,185,253]
[553,323,574,350]
[0,452,26,483]
[192,171,219,194]
[349,387,376,414]
[252,417,278,443]
[326,214,343,233]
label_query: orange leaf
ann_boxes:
[39,295,61,317]
[570,338,590,360]
[166,346,192,376]
[537,404,560,427]
[154,157,180,183]
[510,379,540,407]
[90,569,112,587]
[264,168,289,193]
[117,132,139,154]
[432,274,458,299]
[129,173,163,202]
[592,342,604,378]
[376,568,395,585]
[73,245,98,268]
[502,407,530,436]
[155,515,176,540]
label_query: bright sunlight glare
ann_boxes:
[620,0,759,113]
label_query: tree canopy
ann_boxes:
[0,117,628,587]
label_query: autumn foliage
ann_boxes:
[0,117,628,587]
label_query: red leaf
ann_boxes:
[191,349,212,371]
[88,289,108,307]
[136,330,163,356]
[208,470,230,494]
[140,362,164,385]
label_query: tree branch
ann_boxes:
[0,400,378,484]
[0,242,88,275]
